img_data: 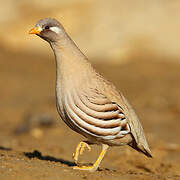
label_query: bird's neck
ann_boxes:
[50,34,94,87]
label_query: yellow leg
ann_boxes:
[72,141,91,164]
[73,144,109,172]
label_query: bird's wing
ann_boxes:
[102,83,152,157]
[64,77,152,157]
[63,87,130,140]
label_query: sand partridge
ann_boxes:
[29,18,152,172]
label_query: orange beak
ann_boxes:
[29,26,42,35]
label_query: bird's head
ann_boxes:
[29,18,65,43]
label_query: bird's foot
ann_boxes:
[73,141,91,164]
[73,165,97,172]
[73,144,109,172]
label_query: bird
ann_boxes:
[29,18,152,172]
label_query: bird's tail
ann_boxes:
[128,139,152,158]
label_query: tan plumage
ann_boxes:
[29,18,152,172]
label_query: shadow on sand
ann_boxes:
[24,150,76,167]
[0,146,12,151]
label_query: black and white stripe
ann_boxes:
[63,89,130,140]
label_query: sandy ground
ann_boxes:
[0,50,180,180]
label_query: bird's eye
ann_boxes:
[45,26,50,30]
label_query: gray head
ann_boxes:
[29,18,65,43]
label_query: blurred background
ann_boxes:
[0,1,180,180]
[1,0,180,61]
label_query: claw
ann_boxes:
[73,144,109,172]
[79,142,91,155]
[73,141,91,164]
